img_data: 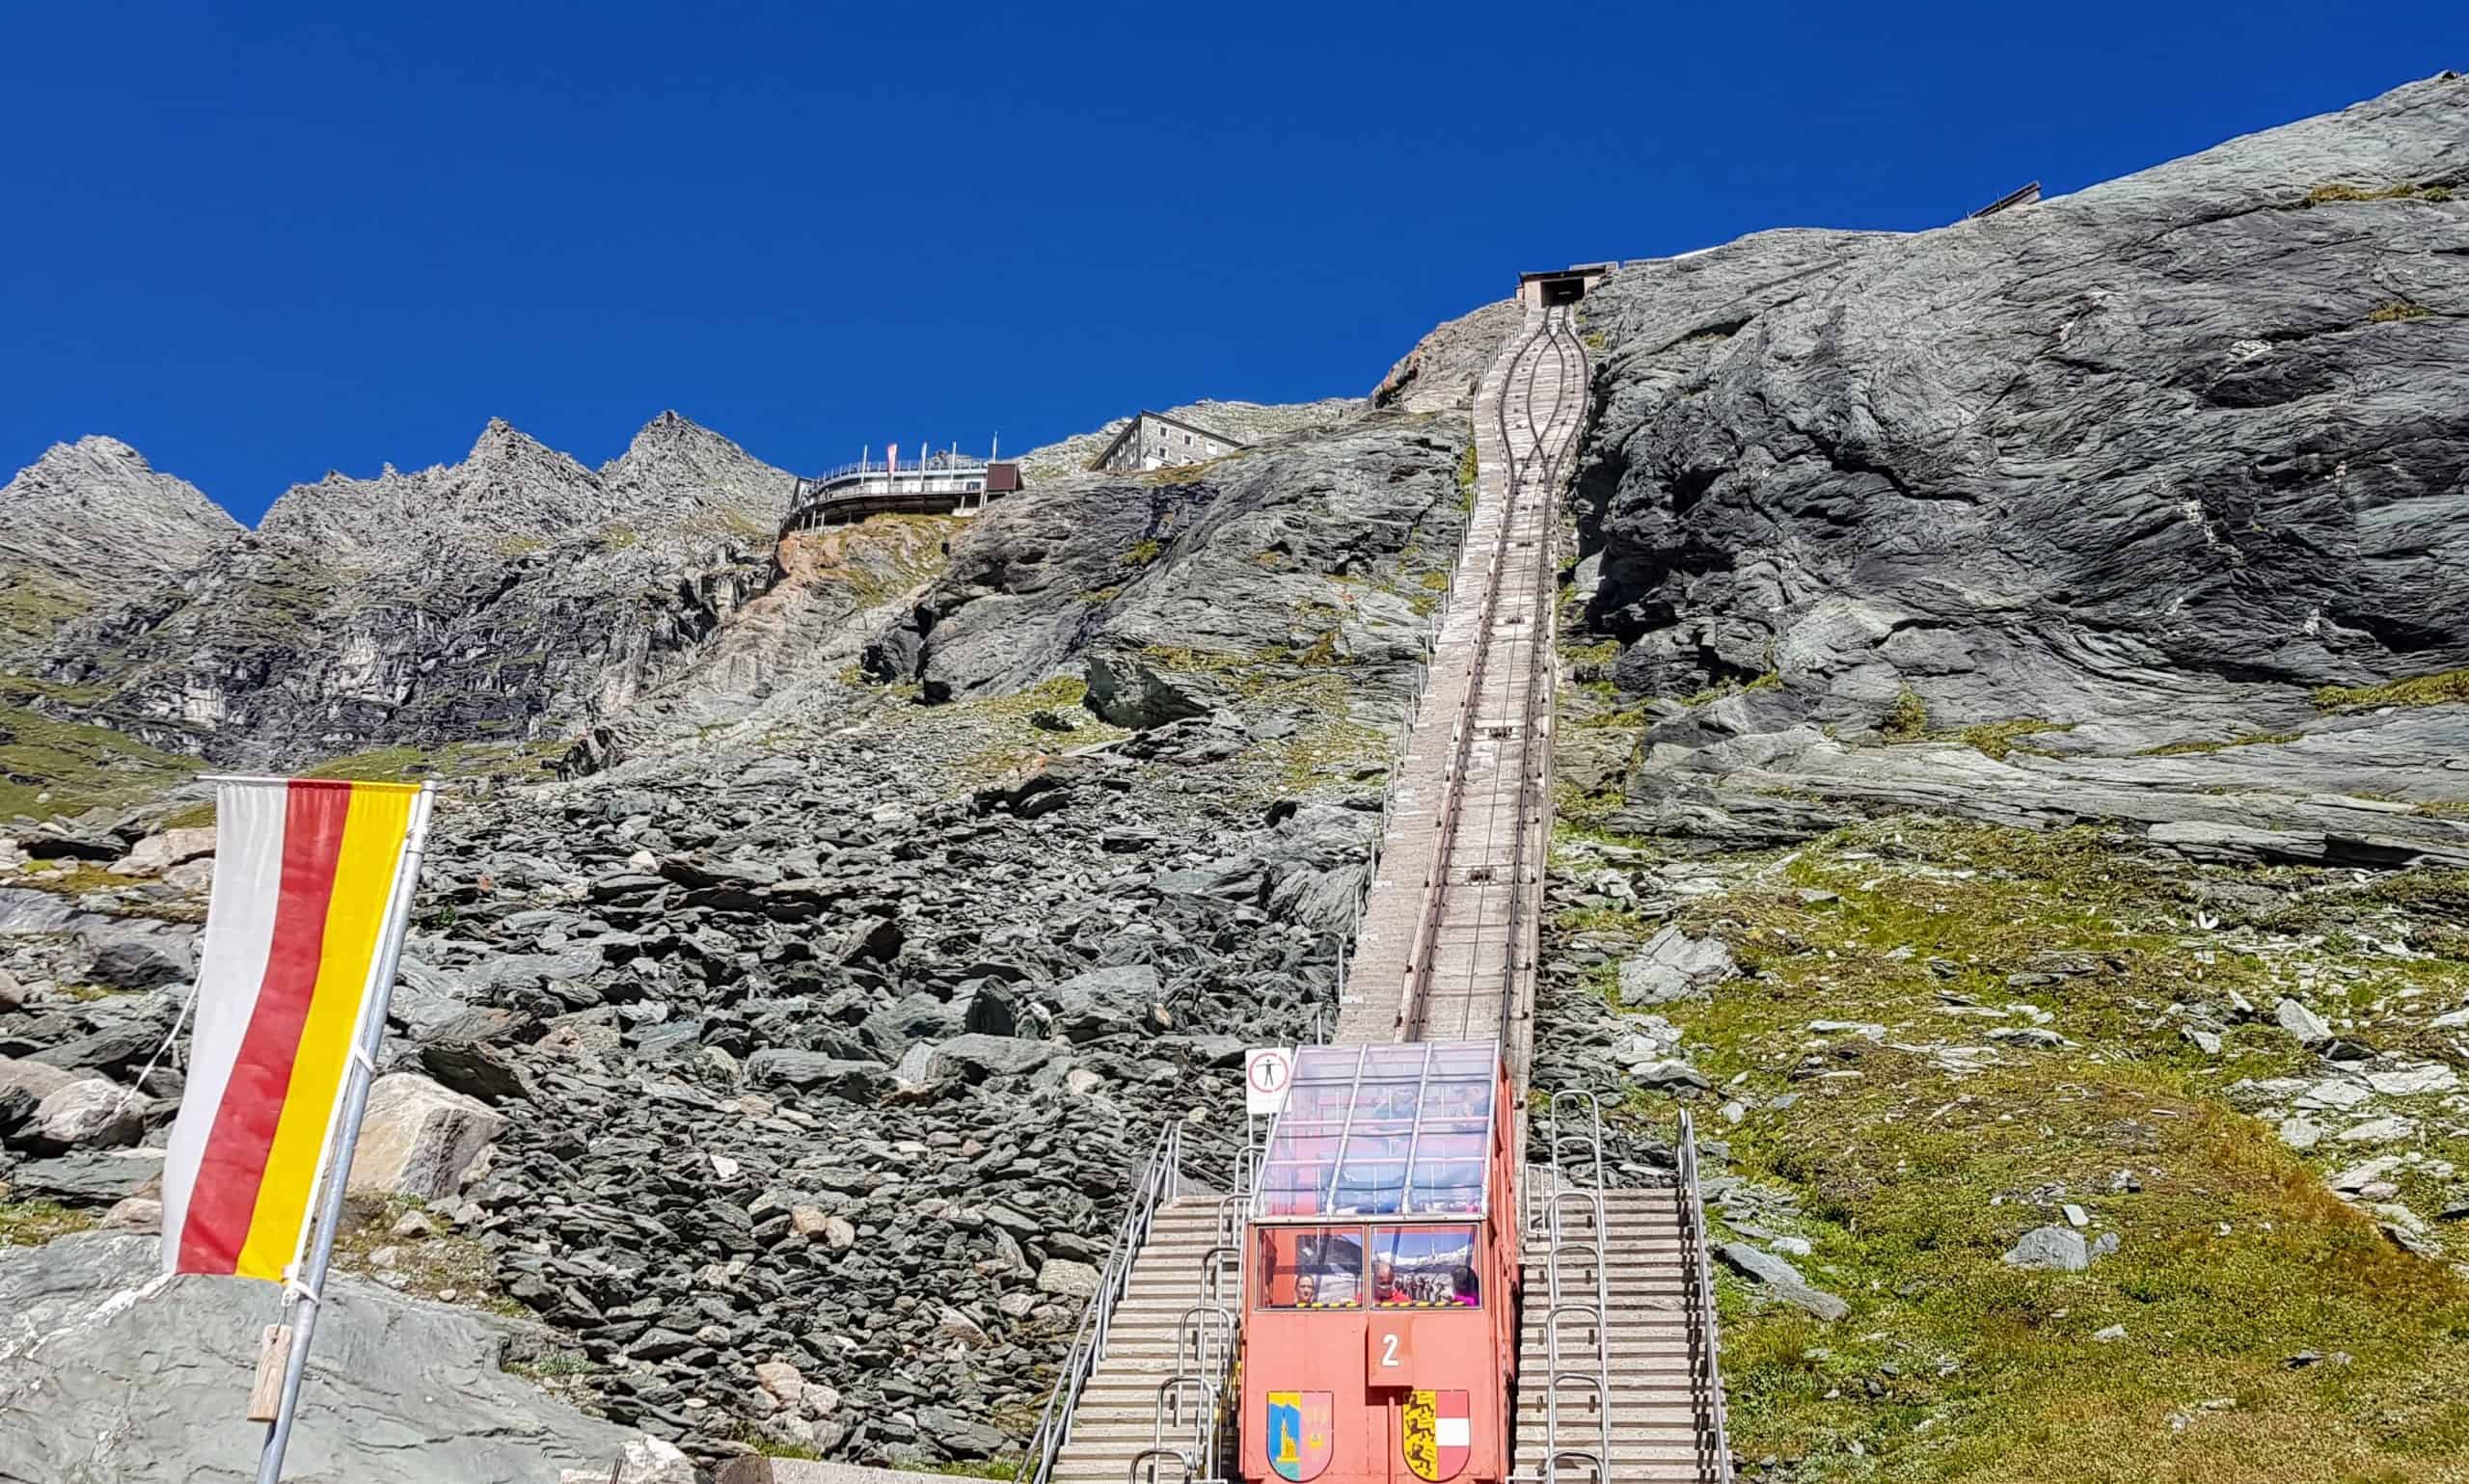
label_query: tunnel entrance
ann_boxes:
[1517,262,1613,308]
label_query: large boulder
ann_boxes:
[1716,1241,1849,1322]
[1617,926,1736,1007]
[30,1078,146,1150]
[746,1051,893,1101]
[84,934,191,990]
[9,1150,164,1206]
[1083,651,1221,730]
[927,1033,1060,1082]
[0,1055,79,1104]
[107,826,217,877]
[0,1232,678,1483]
[1042,964,1163,1042]
[348,1073,505,1201]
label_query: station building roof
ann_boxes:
[1253,1040,1499,1222]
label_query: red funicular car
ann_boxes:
[1240,1041,1520,1484]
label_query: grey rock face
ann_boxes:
[38,413,790,769]
[1014,398,1361,480]
[348,1072,505,1201]
[867,413,1465,710]
[1617,925,1735,1006]
[0,1233,671,1484]
[2001,1226,2092,1271]
[2276,996,2336,1047]
[1577,75,2469,737]
[1370,298,1523,413]
[1716,1240,1849,1321]
[0,436,237,657]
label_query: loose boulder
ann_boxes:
[1618,926,1735,1007]
[32,1078,146,1150]
[349,1073,505,1201]
[108,827,217,877]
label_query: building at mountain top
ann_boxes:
[1090,411,1246,474]
[780,441,1022,534]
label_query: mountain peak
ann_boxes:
[0,435,239,653]
[602,412,788,526]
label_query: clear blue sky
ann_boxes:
[3,2,2460,525]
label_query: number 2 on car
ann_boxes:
[1367,1321,1409,1384]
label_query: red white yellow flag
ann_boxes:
[161,779,425,1281]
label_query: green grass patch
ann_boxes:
[1959,717,2074,762]
[2315,668,2469,714]
[1679,671,1781,708]
[2308,182,2455,205]
[0,568,96,653]
[2139,732,2304,757]
[1614,819,2469,1481]
[1267,715,1389,794]
[2371,302,2434,325]
[0,701,197,823]
[1882,688,1929,740]
[329,1193,525,1318]
[0,1200,96,1247]
[1122,538,1163,567]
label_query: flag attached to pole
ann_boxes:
[162,778,425,1281]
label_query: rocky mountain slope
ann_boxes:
[35,413,791,771]
[0,401,1467,1476]
[4,69,2469,1484]
[0,438,237,660]
[1015,397,1362,478]
[1563,70,2469,861]
[1540,72,2469,1479]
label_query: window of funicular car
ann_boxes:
[1369,1224,1482,1309]
[1255,1043,1497,1219]
[1255,1225,1365,1309]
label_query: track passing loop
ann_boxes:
[1324,302,1584,1086]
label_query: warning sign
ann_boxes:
[1245,1047,1295,1117]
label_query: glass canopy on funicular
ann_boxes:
[1253,1041,1498,1223]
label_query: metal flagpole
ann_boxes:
[257,781,438,1484]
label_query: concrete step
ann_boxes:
[1513,1399,1709,1423]
[1515,1342,1697,1360]
[1510,1443,1723,1464]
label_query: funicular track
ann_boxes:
[1028,303,1731,1484]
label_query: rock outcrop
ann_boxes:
[0,437,238,658]
[1015,397,1361,479]
[1565,73,2469,850]
[869,413,1465,706]
[37,413,791,768]
[1575,74,2467,734]
[0,1233,686,1483]
[1371,297,1522,413]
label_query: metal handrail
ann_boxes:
[798,449,991,486]
[1200,1246,1241,1310]
[1151,1375,1222,1478]
[1124,1447,1197,1484]
[1527,1078,1612,1484]
[1540,1315,1611,1483]
[1676,1110,1736,1483]
[1173,1304,1236,1387]
[1017,1120,1183,1484]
